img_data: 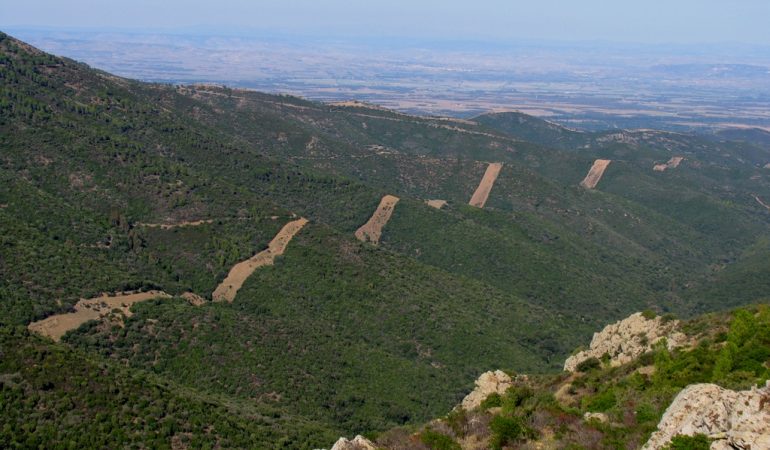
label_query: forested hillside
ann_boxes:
[1,31,769,447]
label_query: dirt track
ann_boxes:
[212,218,309,302]
[136,219,214,230]
[28,291,171,341]
[653,156,684,172]
[580,159,612,189]
[355,195,400,244]
[754,195,770,211]
[469,163,503,208]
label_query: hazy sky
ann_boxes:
[3,0,770,45]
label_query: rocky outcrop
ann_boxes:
[564,312,687,372]
[643,381,770,450]
[460,370,513,410]
[330,435,377,450]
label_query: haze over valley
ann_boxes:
[9,28,770,132]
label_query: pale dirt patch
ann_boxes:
[653,156,684,172]
[28,290,172,341]
[425,199,447,209]
[355,195,400,244]
[580,159,612,189]
[469,163,503,208]
[305,136,320,151]
[181,292,207,306]
[212,218,309,302]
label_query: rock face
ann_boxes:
[564,312,687,372]
[460,370,513,410]
[330,435,377,450]
[643,381,770,450]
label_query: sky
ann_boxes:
[2,0,770,45]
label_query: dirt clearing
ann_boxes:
[580,159,612,189]
[425,199,447,209]
[469,162,503,208]
[28,291,171,341]
[653,156,684,172]
[355,195,400,244]
[212,218,309,302]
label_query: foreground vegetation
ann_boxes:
[373,305,770,449]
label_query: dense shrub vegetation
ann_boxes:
[2,30,770,447]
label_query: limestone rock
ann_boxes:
[460,370,513,410]
[643,381,770,450]
[564,312,687,372]
[330,435,377,450]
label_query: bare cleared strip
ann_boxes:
[425,199,447,209]
[28,291,171,341]
[355,195,400,244]
[580,159,612,189]
[469,163,503,208]
[213,218,309,302]
[653,156,684,172]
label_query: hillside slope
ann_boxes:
[345,305,770,449]
[2,31,770,447]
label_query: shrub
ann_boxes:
[576,357,601,373]
[664,434,711,450]
[419,429,461,450]
[480,392,502,409]
[489,415,525,450]
[583,389,616,412]
[642,309,657,320]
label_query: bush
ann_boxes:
[583,388,616,412]
[419,429,461,450]
[642,309,657,320]
[664,434,711,450]
[489,415,525,450]
[576,357,601,372]
[480,392,502,409]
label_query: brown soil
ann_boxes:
[212,218,309,302]
[181,292,207,306]
[355,195,400,244]
[653,156,684,172]
[580,159,612,189]
[28,290,171,341]
[469,163,503,208]
[425,199,447,209]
